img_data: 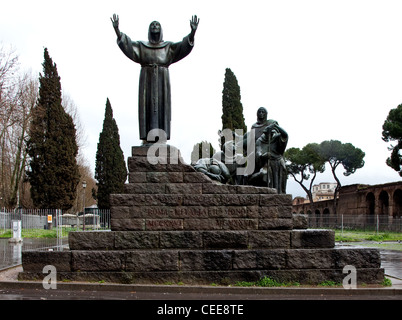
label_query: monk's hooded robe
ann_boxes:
[117,22,194,141]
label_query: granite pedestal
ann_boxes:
[19,145,384,285]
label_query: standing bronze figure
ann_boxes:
[251,107,278,141]
[247,107,288,194]
[249,123,288,193]
[111,14,199,142]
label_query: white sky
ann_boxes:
[1,0,401,198]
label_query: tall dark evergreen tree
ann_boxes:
[221,68,247,133]
[26,48,80,210]
[95,98,127,209]
[190,141,216,165]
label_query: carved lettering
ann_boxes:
[215,219,225,228]
[208,206,258,218]
[146,207,173,217]
[146,219,183,230]
[173,207,208,218]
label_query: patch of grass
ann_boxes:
[335,230,402,242]
[0,227,74,239]
[366,233,390,241]
[318,280,341,287]
[234,276,300,288]
[0,230,12,238]
[382,277,392,287]
[163,281,185,286]
[234,281,255,287]
[257,277,283,287]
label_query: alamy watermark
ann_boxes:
[342,265,357,289]
[42,265,57,289]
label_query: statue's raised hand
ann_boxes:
[111,14,119,28]
[190,15,199,32]
[111,14,121,39]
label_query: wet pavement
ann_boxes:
[379,250,402,280]
[336,242,402,280]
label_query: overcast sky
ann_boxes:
[1,0,401,198]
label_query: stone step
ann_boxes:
[110,217,295,231]
[18,268,385,285]
[110,193,294,231]
[110,194,291,207]
[123,182,277,194]
[111,205,292,220]
[68,230,335,250]
[21,247,381,274]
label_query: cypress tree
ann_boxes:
[221,68,247,133]
[26,48,80,210]
[95,98,127,209]
[190,141,216,164]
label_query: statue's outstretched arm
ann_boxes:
[189,15,199,44]
[111,14,122,40]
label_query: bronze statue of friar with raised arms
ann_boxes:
[111,14,199,142]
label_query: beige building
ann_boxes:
[312,182,337,201]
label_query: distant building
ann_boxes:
[291,182,337,206]
[312,182,337,201]
[292,181,402,218]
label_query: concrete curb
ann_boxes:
[1,279,401,297]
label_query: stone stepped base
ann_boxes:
[19,145,385,285]
[19,247,383,285]
[67,229,335,250]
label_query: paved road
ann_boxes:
[0,286,401,300]
[380,249,402,279]
[1,243,401,305]
[0,283,400,320]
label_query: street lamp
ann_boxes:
[82,180,86,231]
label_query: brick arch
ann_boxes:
[323,208,331,215]
[393,189,402,217]
[378,190,390,215]
[365,192,375,215]
[322,207,331,225]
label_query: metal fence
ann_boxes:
[0,208,111,234]
[0,208,111,269]
[0,208,111,247]
[307,213,402,233]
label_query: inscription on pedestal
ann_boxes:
[146,219,183,230]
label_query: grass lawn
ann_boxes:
[335,230,402,251]
[0,228,73,238]
[335,230,402,242]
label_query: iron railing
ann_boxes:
[0,208,111,270]
[307,213,402,233]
